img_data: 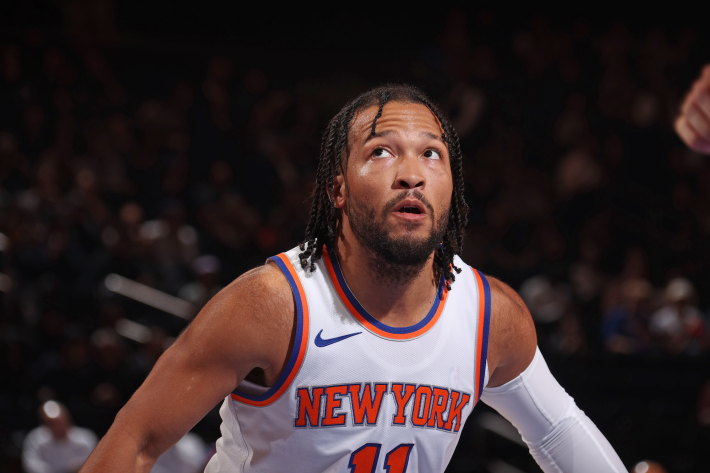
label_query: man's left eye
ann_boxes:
[423,149,441,159]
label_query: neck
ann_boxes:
[334,229,440,328]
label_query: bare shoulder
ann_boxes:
[173,260,296,383]
[78,262,297,470]
[201,261,294,329]
[485,276,537,388]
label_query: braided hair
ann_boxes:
[298,84,469,290]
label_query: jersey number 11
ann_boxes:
[348,443,414,473]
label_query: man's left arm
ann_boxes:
[480,277,626,473]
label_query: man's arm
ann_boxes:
[79,263,296,473]
[484,277,537,388]
[675,64,710,154]
[481,276,626,473]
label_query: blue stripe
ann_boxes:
[232,256,304,402]
[326,246,444,335]
[476,270,492,403]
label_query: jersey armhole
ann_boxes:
[231,253,310,406]
[471,268,492,405]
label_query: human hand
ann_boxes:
[675,65,710,154]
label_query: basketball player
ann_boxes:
[80,85,625,472]
[676,64,710,154]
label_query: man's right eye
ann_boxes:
[372,148,393,158]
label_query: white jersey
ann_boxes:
[205,245,491,473]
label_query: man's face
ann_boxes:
[333,101,453,269]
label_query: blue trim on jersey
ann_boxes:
[232,255,304,401]
[325,245,445,335]
[476,271,492,403]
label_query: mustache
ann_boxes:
[381,190,435,217]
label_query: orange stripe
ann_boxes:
[472,268,486,404]
[231,253,309,406]
[323,249,447,340]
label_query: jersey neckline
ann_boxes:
[322,245,448,340]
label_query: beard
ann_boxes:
[346,189,449,286]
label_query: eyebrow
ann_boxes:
[364,130,446,144]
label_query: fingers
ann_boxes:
[681,82,701,115]
[695,87,710,120]
[675,115,710,154]
[677,65,710,154]
[685,96,710,137]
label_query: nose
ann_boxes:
[394,154,425,189]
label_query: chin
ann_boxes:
[387,232,437,250]
[391,221,429,234]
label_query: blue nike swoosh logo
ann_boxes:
[314,329,362,347]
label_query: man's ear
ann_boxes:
[332,173,346,209]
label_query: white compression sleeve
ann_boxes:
[480,348,626,473]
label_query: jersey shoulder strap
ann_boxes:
[468,264,492,404]
[230,251,310,406]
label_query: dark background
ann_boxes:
[2,1,710,472]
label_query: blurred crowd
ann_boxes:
[522,254,709,357]
[2,3,710,472]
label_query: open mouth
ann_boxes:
[393,199,427,216]
[399,206,422,214]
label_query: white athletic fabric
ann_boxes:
[152,432,207,473]
[22,425,97,473]
[205,246,492,473]
[481,348,626,473]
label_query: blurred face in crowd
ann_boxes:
[40,401,71,440]
[334,102,452,269]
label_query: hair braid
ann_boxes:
[413,97,469,290]
[370,91,390,135]
[299,114,339,269]
[299,84,469,291]
[330,102,361,204]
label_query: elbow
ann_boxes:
[524,405,580,450]
[108,406,163,465]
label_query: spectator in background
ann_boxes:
[602,278,653,355]
[179,255,223,309]
[140,200,199,296]
[650,277,705,355]
[632,460,668,473]
[519,275,569,325]
[151,432,208,473]
[518,275,586,355]
[22,400,97,473]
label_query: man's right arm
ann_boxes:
[79,262,296,473]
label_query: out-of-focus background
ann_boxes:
[1,2,710,472]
